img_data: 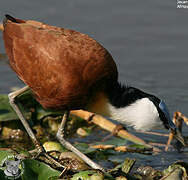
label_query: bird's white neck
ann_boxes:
[87,92,163,131]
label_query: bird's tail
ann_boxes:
[3,14,25,28]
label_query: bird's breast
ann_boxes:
[107,98,164,131]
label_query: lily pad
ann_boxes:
[0,95,17,121]
[17,90,62,120]
[121,158,136,174]
[0,151,61,180]
[163,161,188,178]
[21,159,61,180]
[0,91,62,123]
[0,169,9,180]
[43,141,67,152]
[74,143,96,154]
[0,150,15,166]
[95,137,128,146]
[71,170,104,180]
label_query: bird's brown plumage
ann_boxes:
[3,16,118,110]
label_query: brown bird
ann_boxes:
[3,15,185,171]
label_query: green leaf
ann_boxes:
[0,150,14,167]
[0,95,18,121]
[0,92,33,122]
[108,154,127,164]
[163,161,188,178]
[48,176,59,180]
[43,141,67,152]
[17,90,63,120]
[71,170,104,180]
[74,143,96,154]
[0,91,62,122]
[121,158,136,174]
[21,159,60,180]
[128,144,148,149]
[96,137,128,146]
[0,169,10,180]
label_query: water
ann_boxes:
[0,0,188,169]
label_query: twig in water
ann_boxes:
[90,144,153,155]
[71,110,161,153]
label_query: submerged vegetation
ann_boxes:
[0,91,188,179]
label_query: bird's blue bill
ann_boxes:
[159,100,176,130]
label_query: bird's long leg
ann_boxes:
[56,111,105,172]
[8,86,65,168]
[8,86,43,152]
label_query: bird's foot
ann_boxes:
[29,143,65,169]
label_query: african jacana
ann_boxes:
[2,15,185,171]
